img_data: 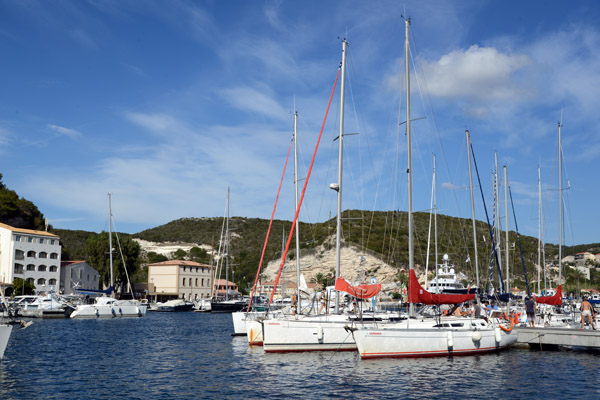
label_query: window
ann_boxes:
[49,266,58,272]
[38,265,47,272]
[15,235,21,242]
[87,274,89,281]
[201,278,204,287]
[39,238,44,244]
[27,264,36,271]
[189,279,192,287]
[15,250,24,260]
[39,252,48,258]
[27,250,36,258]
[37,278,46,285]
[26,278,34,285]
[182,278,186,286]
[49,278,57,285]
[196,267,199,273]
[79,270,82,279]
[28,237,33,243]
[50,253,58,259]
[195,278,199,287]
[70,270,73,279]
[50,239,55,245]
[14,263,24,274]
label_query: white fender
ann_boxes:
[317,325,324,341]
[472,330,482,342]
[447,331,454,348]
[494,327,502,343]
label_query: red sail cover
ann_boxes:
[408,269,475,305]
[535,285,562,305]
[334,278,381,299]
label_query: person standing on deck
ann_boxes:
[580,296,596,330]
[525,296,536,327]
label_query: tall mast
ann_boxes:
[434,154,438,279]
[333,38,348,314]
[494,152,502,289]
[405,18,415,317]
[466,130,480,291]
[108,193,114,296]
[558,122,562,287]
[504,165,509,294]
[225,187,230,301]
[537,165,542,294]
[293,111,301,313]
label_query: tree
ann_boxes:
[147,251,168,264]
[84,232,141,293]
[12,277,35,295]
[173,249,187,260]
[189,246,209,263]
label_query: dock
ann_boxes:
[515,326,600,350]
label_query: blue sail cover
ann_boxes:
[75,286,113,295]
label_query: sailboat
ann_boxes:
[70,194,147,318]
[260,38,399,353]
[211,188,247,313]
[351,18,517,358]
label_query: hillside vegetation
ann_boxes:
[2,170,599,294]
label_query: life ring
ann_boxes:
[499,313,516,332]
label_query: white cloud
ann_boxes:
[219,86,289,122]
[47,124,82,138]
[442,182,466,190]
[419,45,532,101]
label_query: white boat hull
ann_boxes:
[352,319,517,358]
[0,324,13,360]
[70,301,147,319]
[262,315,360,352]
[246,319,263,345]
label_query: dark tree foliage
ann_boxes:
[12,277,36,295]
[0,173,47,230]
[83,231,141,293]
[147,252,168,264]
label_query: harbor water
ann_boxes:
[1,312,599,399]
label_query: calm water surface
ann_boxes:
[1,312,599,399]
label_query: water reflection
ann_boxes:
[1,313,599,399]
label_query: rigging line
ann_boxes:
[247,137,293,311]
[470,142,504,293]
[268,67,341,307]
[110,219,135,299]
[508,184,531,296]
[409,24,471,264]
[347,47,377,251]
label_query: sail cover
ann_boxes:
[334,278,381,299]
[408,270,475,305]
[535,285,562,305]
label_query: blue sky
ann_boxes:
[1,0,599,247]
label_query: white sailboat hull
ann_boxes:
[246,319,263,345]
[353,319,517,358]
[262,315,363,352]
[0,324,13,360]
[70,299,147,319]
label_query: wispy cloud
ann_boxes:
[219,86,289,122]
[48,124,82,139]
[69,28,97,48]
[442,182,466,190]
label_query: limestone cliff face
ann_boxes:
[261,244,400,288]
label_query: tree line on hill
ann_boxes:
[2,172,600,295]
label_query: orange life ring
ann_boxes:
[499,313,516,332]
